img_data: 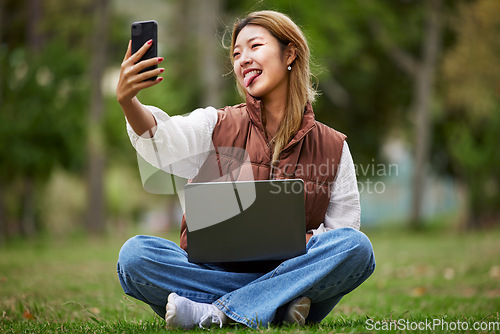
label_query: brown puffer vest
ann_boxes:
[179,95,346,251]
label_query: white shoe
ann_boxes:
[284,296,311,326]
[165,293,227,329]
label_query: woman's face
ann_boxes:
[233,25,291,102]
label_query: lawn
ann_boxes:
[1,226,499,333]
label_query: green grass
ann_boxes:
[1,226,500,333]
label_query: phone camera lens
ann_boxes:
[131,23,142,36]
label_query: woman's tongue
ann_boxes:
[244,72,261,87]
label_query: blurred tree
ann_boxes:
[21,0,44,237]
[0,0,6,243]
[143,0,226,112]
[86,0,110,235]
[437,0,500,229]
[195,0,223,107]
[369,0,444,229]
[0,0,91,240]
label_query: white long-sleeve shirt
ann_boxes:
[127,106,361,233]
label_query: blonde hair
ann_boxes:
[230,10,317,165]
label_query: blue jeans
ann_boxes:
[117,228,375,329]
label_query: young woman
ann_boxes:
[116,10,375,329]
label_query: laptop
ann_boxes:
[185,179,306,266]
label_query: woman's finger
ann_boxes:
[123,40,132,62]
[132,56,164,74]
[117,40,163,103]
[131,67,165,83]
[122,39,151,68]
[130,39,153,64]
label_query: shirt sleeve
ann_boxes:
[310,141,361,235]
[126,105,218,179]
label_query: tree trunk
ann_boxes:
[0,184,6,245]
[26,0,43,53]
[86,0,110,234]
[0,6,4,244]
[0,0,4,108]
[16,0,44,238]
[195,0,222,108]
[409,0,443,229]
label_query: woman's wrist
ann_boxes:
[121,97,157,137]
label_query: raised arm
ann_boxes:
[116,40,165,137]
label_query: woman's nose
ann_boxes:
[241,53,252,66]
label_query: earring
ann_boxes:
[287,65,292,71]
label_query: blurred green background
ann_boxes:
[1,0,499,242]
[1,0,500,331]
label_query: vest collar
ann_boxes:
[245,93,316,151]
[245,93,266,133]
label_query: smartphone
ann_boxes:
[131,20,158,81]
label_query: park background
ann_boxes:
[1,0,499,332]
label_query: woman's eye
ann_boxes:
[251,43,262,49]
[233,52,240,59]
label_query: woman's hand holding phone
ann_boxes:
[116,40,164,105]
[116,40,164,137]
